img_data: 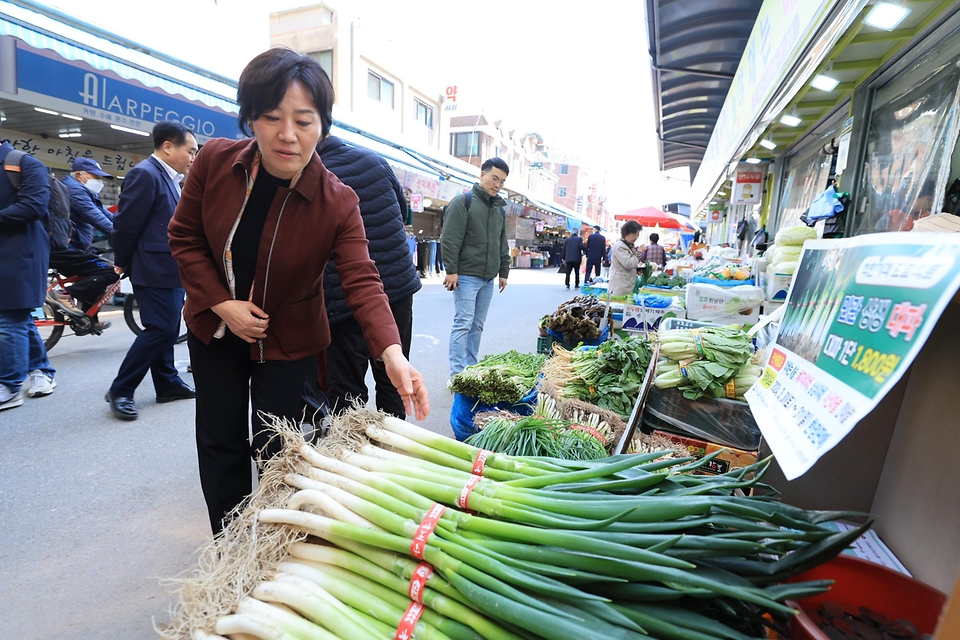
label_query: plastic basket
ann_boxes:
[690,276,755,287]
[536,335,554,354]
[659,317,716,332]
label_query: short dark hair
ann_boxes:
[593,225,600,231]
[621,220,641,237]
[650,233,660,243]
[482,157,510,175]
[237,47,334,139]
[153,121,194,151]
[570,229,579,236]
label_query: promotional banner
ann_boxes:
[731,167,764,205]
[746,233,960,479]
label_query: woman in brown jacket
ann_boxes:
[168,48,429,534]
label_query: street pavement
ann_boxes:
[0,265,577,639]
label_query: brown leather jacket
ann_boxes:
[168,138,400,361]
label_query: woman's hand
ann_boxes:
[211,300,269,343]
[380,344,430,420]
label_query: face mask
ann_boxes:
[85,179,104,195]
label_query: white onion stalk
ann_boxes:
[253,575,382,639]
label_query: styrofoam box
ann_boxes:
[766,273,793,301]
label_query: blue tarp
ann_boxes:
[449,387,538,442]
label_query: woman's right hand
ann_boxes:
[211,300,269,343]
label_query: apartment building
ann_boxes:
[269,3,443,150]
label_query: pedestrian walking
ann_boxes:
[168,47,428,534]
[0,137,56,410]
[562,229,585,290]
[584,225,605,283]
[107,121,199,421]
[440,158,511,379]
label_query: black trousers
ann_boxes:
[49,248,119,309]
[111,284,183,397]
[326,295,413,419]
[564,259,582,287]
[585,258,602,280]
[188,330,315,535]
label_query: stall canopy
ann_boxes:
[615,206,683,229]
[645,0,765,182]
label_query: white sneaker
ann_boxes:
[27,370,56,397]
[0,385,24,411]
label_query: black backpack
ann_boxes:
[736,217,749,241]
[3,150,72,251]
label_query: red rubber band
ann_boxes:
[472,449,492,475]
[569,424,608,445]
[394,601,426,640]
[457,475,483,509]
[410,503,446,559]
[407,562,434,604]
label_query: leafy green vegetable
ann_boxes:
[466,414,608,460]
[450,351,545,405]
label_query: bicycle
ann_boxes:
[35,270,187,351]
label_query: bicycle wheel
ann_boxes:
[36,303,66,351]
[123,294,188,344]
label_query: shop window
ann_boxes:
[415,99,433,128]
[451,132,479,157]
[857,39,960,234]
[775,138,837,231]
[307,50,333,81]
[367,71,394,108]
[558,186,568,197]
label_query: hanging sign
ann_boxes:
[835,116,854,175]
[410,193,424,213]
[710,209,723,223]
[731,167,764,205]
[746,233,960,480]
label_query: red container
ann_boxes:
[785,555,947,639]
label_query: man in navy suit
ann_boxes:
[106,121,198,420]
[584,225,606,283]
[0,138,55,410]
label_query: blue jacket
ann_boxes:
[113,156,182,288]
[563,234,585,262]
[61,174,114,251]
[586,231,606,261]
[317,136,421,324]
[0,142,51,310]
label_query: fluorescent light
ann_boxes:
[110,124,150,137]
[759,139,777,150]
[0,115,6,121]
[34,107,59,116]
[710,201,718,205]
[779,114,802,127]
[58,133,81,138]
[745,157,762,164]
[811,74,840,92]
[864,2,910,31]
[61,114,83,121]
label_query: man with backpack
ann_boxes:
[51,157,120,332]
[0,138,57,410]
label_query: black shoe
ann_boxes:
[566,285,570,290]
[157,383,196,403]
[105,391,138,420]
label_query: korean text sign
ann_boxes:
[745,233,960,479]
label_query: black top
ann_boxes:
[233,168,290,303]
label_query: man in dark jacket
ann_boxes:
[316,134,422,418]
[563,230,585,290]
[107,121,197,420]
[54,157,119,330]
[441,157,510,379]
[0,140,55,410]
[584,225,606,283]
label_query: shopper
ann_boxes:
[316,129,422,419]
[609,220,643,296]
[54,157,120,331]
[584,225,606,283]
[168,47,429,534]
[441,157,510,379]
[0,138,56,410]
[107,121,199,421]
[641,232,667,269]
[562,229,585,290]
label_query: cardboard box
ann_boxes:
[652,429,759,475]
[620,304,686,331]
[766,273,793,301]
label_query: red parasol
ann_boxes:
[614,206,683,229]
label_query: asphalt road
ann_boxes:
[0,266,576,639]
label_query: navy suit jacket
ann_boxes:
[113,156,182,288]
[586,231,607,261]
[0,142,51,311]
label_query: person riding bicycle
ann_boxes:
[53,157,120,332]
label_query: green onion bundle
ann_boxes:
[449,351,546,405]
[165,411,872,640]
[466,414,608,461]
